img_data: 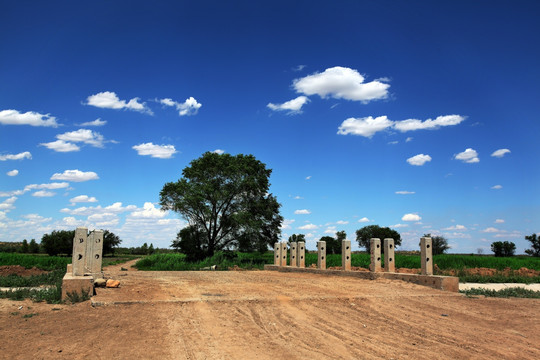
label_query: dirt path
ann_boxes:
[1,266,539,359]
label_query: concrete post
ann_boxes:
[421,237,433,275]
[317,241,326,270]
[297,241,305,268]
[72,227,88,276]
[384,238,395,272]
[342,240,351,271]
[274,242,280,265]
[370,238,382,272]
[89,230,104,275]
[290,242,297,267]
[280,242,288,267]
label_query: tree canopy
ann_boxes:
[319,230,346,254]
[355,225,401,251]
[491,241,516,257]
[525,233,540,257]
[423,233,451,255]
[160,152,283,260]
[41,229,121,256]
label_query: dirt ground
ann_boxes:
[1,260,539,359]
[0,265,49,277]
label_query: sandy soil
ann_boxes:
[1,260,539,359]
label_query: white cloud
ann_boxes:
[86,91,152,114]
[0,197,17,211]
[293,195,303,200]
[294,209,311,215]
[391,224,409,228]
[25,182,70,191]
[51,170,99,182]
[0,109,58,127]
[324,226,336,234]
[454,148,479,163]
[402,213,421,221]
[483,227,499,233]
[491,185,503,190]
[7,170,18,176]
[62,202,137,216]
[491,149,510,158]
[132,143,177,159]
[32,190,55,197]
[281,219,295,230]
[130,202,168,219]
[444,224,467,230]
[293,65,306,72]
[213,149,225,155]
[0,151,32,161]
[305,176,311,180]
[406,137,413,142]
[298,223,318,230]
[267,96,310,114]
[358,217,371,223]
[406,154,431,166]
[160,97,202,116]
[337,116,393,137]
[393,115,466,132]
[40,140,80,152]
[388,141,398,145]
[336,220,349,225]
[495,219,505,224]
[56,129,107,148]
[293,66,390,103]
[70,195,98,205]
[78,118,107,127]
[395,191,415,195]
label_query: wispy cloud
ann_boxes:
[0,109,58,127]
[491,185,503,190]
[0,151,32,161]
[160,97,202,116]
[298,223,318,230]
[294,209,311,215]
[51,170,99,182]
[132,143,177,159]
[454,148,479,163]
[41,129,110,152]
[267,96,310,114]
[395,190,415,195]
[78,118,107,127]
[491,149,510,158]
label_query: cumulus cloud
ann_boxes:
[41,129,111,152]
[0,151,32,161]
[491,149,510,158]
[294,209,311,215]
[267,96,310,114]
[0,109,58,127]
[454,148,479,163]
[7,170,18,177]
[337,116,394,137]
[393,115,465,132]
[25,182,70,191]
[132,143,177,159]
[62,202,137,216]
[298,223,318,230]
[491,185,503,190]
[86,91,152,114]
[336,220,349,225]
[51,170,99,182]
[78,118,107,127]
[395,191,415,195]
[213,149,225,155]
[293,66,390,103]
[324,226,337,234]
[281,219,295,230]
[160,97,202,116]
[0,197,17,211]
[130,202,168,219]
[402,213,421,221]
[40,140,80,152]
[391,224,408,228]
[32,190,55,197]
[495,219,505,224]
[406,154,431,166]
[444,224,467,231]
[358,217,371,223]
[483,227,499,233]
[70,195,98,205]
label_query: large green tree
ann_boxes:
[525,233,540,257]
[423,233,451,255]
[355,225,401,251]
[41,230,74,256]
[320,231,346,254]
[103,230,122,255]
[491,241,516,257]
[160,152,283,259]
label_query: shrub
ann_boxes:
[491,241,516,257]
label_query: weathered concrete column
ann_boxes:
[297,241,305,268]
[342,240,351,271]
[88,230,104,276]
[370,238,382,272]
[274,242,280,265]
[290,242,297,267]
[280,242,288,267]
[72,227,88,276]
[421,237,433,275]
[317,241,326,270]
[384,238,395,272]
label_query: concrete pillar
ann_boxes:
[370,238,382,272]
[421,237,433,275]
[342,240,351,271]
[290,242,297,267]
[72,227,88,276]
[274,242,280,265]
[317,241,326,270]
[89,230,104,275]
[384,238,395,272]
[297,241,305,268]
[280,242,287,267]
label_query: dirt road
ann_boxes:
[1,261,539,359]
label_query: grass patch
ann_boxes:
[460,287,540,298]
[0,285,62,303]
[65,289,91,303]
[0,253,70,271]
[0,269,65,287]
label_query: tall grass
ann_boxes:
[0,253,70,270]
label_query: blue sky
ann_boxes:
[1,1,539,253]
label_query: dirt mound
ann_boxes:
[0,265,49,277]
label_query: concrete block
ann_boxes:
[280,242,287,267]
[421,237,433,275]
[342,240,351,271]
[88,230,104,275]
[317,241,326,270]
[274,242,280,265]
[61,272,94,301]
[297,241,305,268]
[72,227,88,276]
[290,242,297,267]
[370,238,382,272]
[384,238,395,272]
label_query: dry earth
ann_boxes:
[1,259,539,359]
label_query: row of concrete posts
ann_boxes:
[274,237,434,275]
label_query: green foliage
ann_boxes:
[491,241,516,257]
[103,230,122,255]
[355,225,401,251]
[319,231,346,255]
[423,234,450,255]
[525,233,540,257]
[172,226,206,261]
[28,239,40,254]
[20,239,29,253]
[287,234,305,244]
[0,253,71,270]
[65,289,91,303]
[460,287,540,298]
[160,152,283,259]
[0,270,64,287]
[0,281,63,303]
[41,230,74,256]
